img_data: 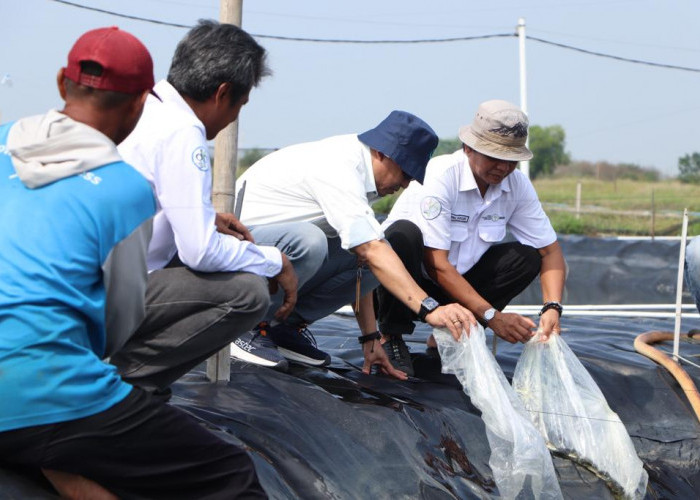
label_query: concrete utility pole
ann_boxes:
[206,0,243,383]
[517,17,530,179]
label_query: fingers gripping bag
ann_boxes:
[434,325,562,500]
[512,331,648,499]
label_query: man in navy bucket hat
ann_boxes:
[231,111,476,378]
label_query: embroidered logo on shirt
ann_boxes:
[192,147,209,171]
[482,213,505,222]
[451,214,470,223]
[421,196,442,220]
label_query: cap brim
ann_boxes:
[458,125,533,161]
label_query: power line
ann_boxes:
[253,33,513,44]
[52,0,191,28]
[528,36,700,73]
[50,0,700,72]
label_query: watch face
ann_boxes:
[484,308,496,321]
[423,297,440,311]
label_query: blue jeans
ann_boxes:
[685,236,700,313]
[250,222,379,326]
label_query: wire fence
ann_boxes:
[535,180,700,238]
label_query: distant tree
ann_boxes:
[529,125,571,179]
[434,137,462,156]
[554,161,660,181]
[238,148,269,172]
[678,152,700,184]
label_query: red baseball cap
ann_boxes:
[64,26,155,95]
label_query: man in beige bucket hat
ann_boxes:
[376,99,566,376]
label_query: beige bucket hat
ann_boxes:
[458,100,533,161]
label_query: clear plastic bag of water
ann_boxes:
[434,325,562,500]
[512,331,648,499]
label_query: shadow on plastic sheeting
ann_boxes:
[2,313,699,499]
[169,312,700,499]
[3,236,700,499]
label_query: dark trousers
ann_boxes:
[376,220,542,336]
[0,388,266,499]
[111,263,270,392]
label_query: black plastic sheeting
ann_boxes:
[3,236,700,499]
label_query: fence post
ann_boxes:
[650,188,656,240]
[575,182,582,220]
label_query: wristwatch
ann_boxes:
[483,307,497,323]
[418,297,440,322]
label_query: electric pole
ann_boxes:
[517,17,530,179]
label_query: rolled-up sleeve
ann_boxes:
[507,176,557,249]
[307,155,383,250]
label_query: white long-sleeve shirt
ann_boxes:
[118,80,281,276]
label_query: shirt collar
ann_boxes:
[458,148,513,198]
[359,140,379,201]
[153,80,205,131]
[459,149,479,192]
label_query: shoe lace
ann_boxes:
[389,337,410,360]
[255,321,270,337]
[297,323,318,347]
[250,322,277,348]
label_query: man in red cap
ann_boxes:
[0,27,266,499]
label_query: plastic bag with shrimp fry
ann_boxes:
[512,330,648,499]
[434,324,562,500]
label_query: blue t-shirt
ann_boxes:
[0,122,156,431]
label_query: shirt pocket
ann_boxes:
[478,220,506,242]
[451,222,470,243]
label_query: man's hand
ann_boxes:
[425,303,477,342]
[268,254,298,320]
[488,311,536,343]
[537,309,561,341]
[362,340,408,380]
[215,213,254,242]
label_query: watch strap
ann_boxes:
[539,301,563,317]
[418,297,439,322]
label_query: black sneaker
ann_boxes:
[382,335,414,377]
[267,323,331,367]
[230,323,289,371]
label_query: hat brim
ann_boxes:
[458,125,533,162]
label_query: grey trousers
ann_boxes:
[250,221,379,327]
[110,267,269,391]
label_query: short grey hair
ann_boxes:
[167,19,270,103]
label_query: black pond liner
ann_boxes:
[2,235,700,499]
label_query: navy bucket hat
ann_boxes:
[357,110,438,184]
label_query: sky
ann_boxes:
[2,0,699,176]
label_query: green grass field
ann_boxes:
[533,178,700,237]
[374,178,700,237]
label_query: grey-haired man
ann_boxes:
[115,20,298,393]
[378,100,567,376]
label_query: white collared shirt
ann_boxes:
[118,80,282,276]
[384,149,556,274]
[238,134,384,250]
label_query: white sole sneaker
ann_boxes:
[230,341,288,371]
[278,347,330,367]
